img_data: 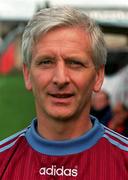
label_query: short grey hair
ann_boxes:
[22,6,107,68]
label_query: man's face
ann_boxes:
[23,26,104,121]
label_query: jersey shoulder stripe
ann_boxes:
[103,125,128,151]
[0,127,28,153]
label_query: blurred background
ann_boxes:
[0,0,128,139]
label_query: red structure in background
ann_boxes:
[0,42,15,74]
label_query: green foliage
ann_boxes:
[0,73,35,140]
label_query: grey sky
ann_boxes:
[0,0,128,20]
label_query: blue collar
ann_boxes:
[25,116,104,156]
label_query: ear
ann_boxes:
[22,64,32,91]
[93,65,105,93]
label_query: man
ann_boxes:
[0,7,128,179]
[108,102,128,137]
[91,90,112,125]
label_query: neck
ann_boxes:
[37,115,93,141]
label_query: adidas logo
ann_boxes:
[39,165,78,177]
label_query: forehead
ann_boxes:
[32,26,92,56]
[94,92,108,100]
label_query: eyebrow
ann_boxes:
[33,54,56,61]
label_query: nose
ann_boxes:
[52,61,70,88]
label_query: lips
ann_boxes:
[48,93,74,98]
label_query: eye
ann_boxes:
[67,59,84,69]
[35,57,55,68]
[39,59,52,64]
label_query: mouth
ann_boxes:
[48,93,74,99]
[48,93,74,98]
[47,92,75,105]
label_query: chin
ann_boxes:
[43,105,78,122]
[47,111,76,122]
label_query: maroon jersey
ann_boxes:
[0,116,128,179]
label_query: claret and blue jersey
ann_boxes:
[0,116,128,179]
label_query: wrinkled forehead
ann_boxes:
[31,26,93,62]
[34,25,92,44]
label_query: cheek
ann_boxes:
[73,72,96,93]
[30,71,52,92]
